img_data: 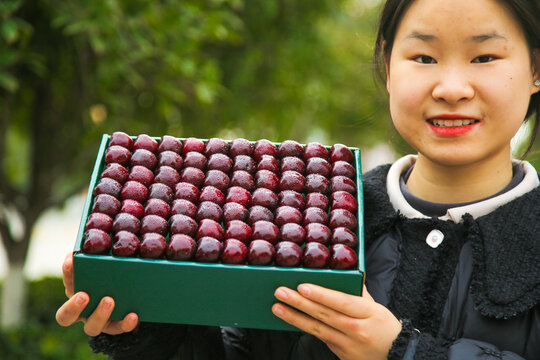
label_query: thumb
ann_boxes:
[362,283,374,302]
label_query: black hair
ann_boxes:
[373,0,540,158]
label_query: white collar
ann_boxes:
[386,155,540,223]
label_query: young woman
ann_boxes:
[56,0,540,358]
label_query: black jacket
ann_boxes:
[89,164,540,359]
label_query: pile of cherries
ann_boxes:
[83,132,359,270]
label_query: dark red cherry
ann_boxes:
[170,199,197,218]
[128,165,154,187]
[147,183,174,203]
[184,151,207,170]
[248,205,274,225]
[112,231,140,257]
[332,161,356,178]
[105,145,131,166]
[330,244,357,270]
[112,213,141,234]
[278,140,304,158]
[195,237,223,262]
[233,155,257,174]
[229,170,255,191]
[225,220,252,244]
[280,157,305,175]
[303,142,329,161]
[279,171,305,193]
[247,239,275,266]
[196,201,223,223]
[221,239,248,264]
[158,135,182,153]
[279,223,306,245]
[196,218,224,241]
[306,157,332,178]
[330,176,357,194]
[144,198,171,219]
[83,229,112,255]
[204,138,230,157]
[251,220,279,245]
[121,181,148,203]
[328,209,357,230]
[120,199,145,219]
[174,182,200,203]
[331,191,358,213]
[169,214,198,237]
[305,223,332,245]
[133,134,159,153]
[223,202,249,223]
[305,192,329,211]
[199,186,226,206]
[181,137,205,155]
[180,167,205,188]
[207,153,233,173]
[251,188,279,210]
[302,242,330,268]
[101,163,129,184]
[278,190,305,211]
[92,194,121,218]
[93,177,123,199]
[109,132,133,150]
[331,227,359,248]
[140,233,167,259]
[166,234,196,261]
[229,138,254,157]
[158,151,184,171]
[274,206,302,227]
[130,149,158,170]
[140,214,168,236]
[257,155,280,173]
[329,144,354,163]
[154,166,180,189]
[253,139,278,161]
[85,213,113,233]
[275,241,303,267]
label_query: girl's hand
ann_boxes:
[272,283,402,360]
[55,253,139,336]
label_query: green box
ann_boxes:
[73,134,365,331]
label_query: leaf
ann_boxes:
[1,19,19,44]
[0,72,18,92]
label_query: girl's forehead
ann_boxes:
[395,0,523,43]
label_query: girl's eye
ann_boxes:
[413,55,436,64]
[472,55,496,63]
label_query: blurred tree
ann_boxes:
[0,0,391,328]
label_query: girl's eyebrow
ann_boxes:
[404,31,507,43]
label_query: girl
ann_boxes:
[56,0,540,358]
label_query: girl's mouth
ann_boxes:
[427,119,480,137]
[429,119,480,127]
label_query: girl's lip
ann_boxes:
[427,120,480,137]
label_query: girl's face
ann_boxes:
[387,0,540,168]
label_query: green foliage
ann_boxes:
[0,277,106,359]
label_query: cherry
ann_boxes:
[302,207,329,226]
[278,140,304,158]
[199,186,226,206]
[247,239,275,265]
[112,213,141,234]
[158,151,184,171]
[109,132,133,150]
[83,229,112,255]
[255,170,279,192]
[257,155,280,173]
[331,161,356,178]
[180,167,205,188]
[305,192,329,211]
[204,138,230,157]
[154,166,180,189]
[140,233,167,259]
[101,163,129,184]
[112,231,140,257]
[166,234,196,261]
[223,202,249,222]
[225,186,252,208]
[147,183,174,203]
[207,153,233,173]
[120,199,145,219]
[251,220,279,245]
[330,244,357,270]
[251,188,279,210]
[225,220,252,244]
[302,242,330,268]
[171,199,197,218]
[248,205,274,225]
[229,170,255,191]
[233,155,257,174]
[140,214,169,236]
[204,169,230,192]
[196,218,224,240]
[280,157,305,175]
[169,214,198,237]
[85,213,113,233]
[306,157,332,178]
[329,144,354,163]
[274,206,302,226]
[331,227,358,248]
[144,198,171,219]
[174,182,200,203]
[105,145,131,166]
[279,223,306,245]
[303,142,329,161]
[331,191,358,213]
[221,239,248,264]
[275,241,303,267]
[130,149,158,170]
[93,178,123,198]
[330,176,357,194]
[229,138,254,157]
[158,135,183,153]
[128,165,155,187]
[328,209,357,230]
[305,174,330,194]
[305,223,331,245]
[253,139,278,161]
[133,134,159,153]
[279,171,305,193]
[195,237,223,262]
[182,137,205,155]
[278,190,305,211]
[92,194,121,218]
[121,181,148,203]
[184,151,207,170]
[196,201,223,222]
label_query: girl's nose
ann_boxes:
[431,69,475,104]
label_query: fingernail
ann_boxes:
[102,298,112,310]
[298,284,311,296]
[275,288,288,301]
[75,293,87,305]
[272,305,285,317]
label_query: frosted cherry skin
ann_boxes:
[233,155,257,174]
[148,183,174,204]
[207,153,233,173]
[251,220,280,245]
[133,134,159,153]
[278,140,304,158]
[303,142,329,161]
[158,151,183,171]
[223,202,249,223]
[112,231,140,257]
[144,198,171,219]
[83,229,112,255]
[229,138,254,157]
[154,166,180,189]
[182,137,205,155]
[121,181,148,203]
[85,213,114,233]
[140,214,169,236]
[225,220,252,244]
[93,178,123,199]
[140,233,167,259]
[174,182,200,204]
[195,237,223,263]
[166,234,197,261]
[109,131,134,150]
[222,239,248,264]
[279,223,306,245]
[105,145,131,166]
[92,194,121,218]
[112,213,141,234]
[158,135,183,153]
[171,199,198,218]
[251,188,279,210]
[169,214,198,237]
[130,149,158,170]
[248,205,275,225]
[101,163,129,184]
[196,218,224,241]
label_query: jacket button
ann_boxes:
[426,229,444,248]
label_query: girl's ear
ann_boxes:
[382,41,391,92]
[533,49,540,95]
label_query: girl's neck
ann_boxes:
[406,153,514,204]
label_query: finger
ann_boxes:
[84,297,115,337]
[295,283,375,319]
[56,292,89,327]
[362,283,374,302]
[103,312,139,335]
[272,300,348,346]
[62,253,75,298]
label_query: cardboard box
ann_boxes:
[73,134,365,331]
